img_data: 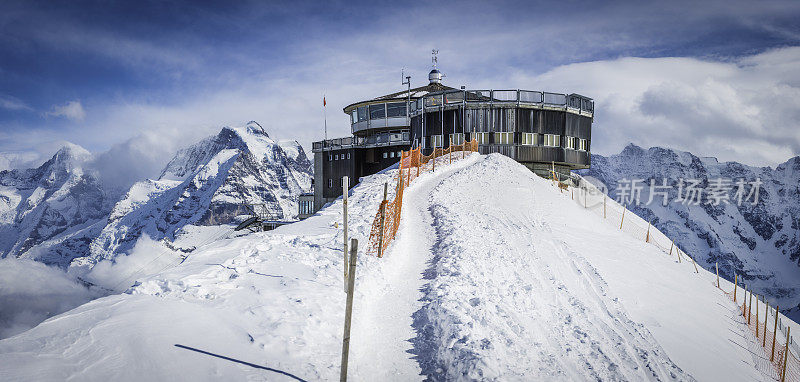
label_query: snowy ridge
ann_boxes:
[74,122,312,268]
[0,144,110,267]
[580,144,800,319]
[0,153,779,381]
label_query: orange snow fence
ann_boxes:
[367,139,478,257]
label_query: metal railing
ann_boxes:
[412,89,594,116]
[312,131,410,152]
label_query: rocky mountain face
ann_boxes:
[579,144,800,317]
[0,144,111,267]
[73,122,312,268]
[0,122,312,272]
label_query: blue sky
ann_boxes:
[1,0,800,183]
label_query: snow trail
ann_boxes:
[349,154,482,380]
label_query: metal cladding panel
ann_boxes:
[516,146,566,164]
[313,151,325,212]
[565,113,592,139]
[539,110,565,135]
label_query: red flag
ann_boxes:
[323,96,326,107]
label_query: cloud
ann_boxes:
[45,100,86,121]
[516,47,800,166]
[0,95,32,111]
[84,235,181,292]
[0,257,101,339]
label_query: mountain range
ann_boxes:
[579,144,800,318]
[0,122,312,273]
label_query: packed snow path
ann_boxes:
[0,153,775,381]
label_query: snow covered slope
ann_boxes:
[580,144,800,319]
[0,153,779,381]
[0,144,111,267]
[73,122,312,269]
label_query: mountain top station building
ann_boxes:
[310,64,594,213]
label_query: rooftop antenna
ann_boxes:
[431,49,439,69]
[401,68,412,128]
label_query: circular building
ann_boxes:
[409,70,594,178]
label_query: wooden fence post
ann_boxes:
[645,221,651,242]
[340,239,358,382]
[620,208,626,230]
[377,183,388,258]
[716,262,720,287]
[342,176,349,292]
[772,305,779,362]
[748,289,753,325]
[764,300,769,347]
[677,248,682,263]
[734,273,738,302]
[689,253,698,273]
[782,326,790,382]
[669,241,674,257]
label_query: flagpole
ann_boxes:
[324,95,328,144]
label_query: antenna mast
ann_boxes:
[402,68,411,131]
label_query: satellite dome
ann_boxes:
[429,69,442,84]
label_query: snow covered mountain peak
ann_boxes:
[80,123,312,265]
[581,145,800,319]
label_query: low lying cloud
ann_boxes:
[45,100,86,121]
[85,235,182,292]
[0,257,101,339]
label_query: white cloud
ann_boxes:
[0,94,32,111]
[511,48,800,166]
[45,100,86,121]
[0,257,100,339]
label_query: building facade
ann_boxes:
[310,66,594,212]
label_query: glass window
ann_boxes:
[519,91,543,103]
[397,151,402,157]
[522,133,537,145]
[351,110,357,124]
[390,151,395,158]
[383,152,388,159]
[449,133,464,145]
[565,136,575,149]
[544,134,561,147]
[431,135,443,147]
[493,90,517,102]
[328,179,333,188]
[357,106,368,122]
[475,132,489,144]
[494,132,513,144]
[386,102,406,118]
[369,104,386,120]
[347,152,351,159]
[329,154,332,161]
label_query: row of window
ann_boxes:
[299,199,314,215]
[351,102,408,124]
[382,151,403,159]
[424,133,588,150]
[329,152,352,161]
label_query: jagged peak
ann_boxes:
[620,143,646,156]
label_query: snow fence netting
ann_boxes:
[367,140,478,257]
